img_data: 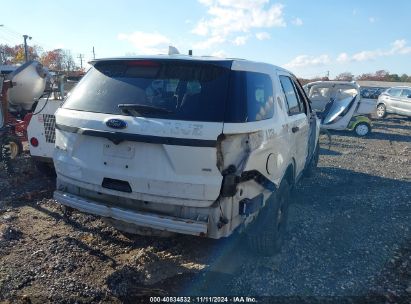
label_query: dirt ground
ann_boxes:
[0,115,410,303]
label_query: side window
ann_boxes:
[246,72,274,121]
[400,88,411,98]
[388,88,402,97]
[291,78,309,114]
[279,75,302,115]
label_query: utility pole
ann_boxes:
[0,25,4,64]
[77,54,84,69]
[92,46,95,59]
[23,34,32,62]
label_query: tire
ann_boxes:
[6,136,23,159]
[354,122,371,136]
[246,179,290,256]
[304,141,320,178]
[376,104,386,119]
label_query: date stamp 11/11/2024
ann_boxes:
[149,296,257,303]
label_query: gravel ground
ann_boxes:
[0,115,410,303]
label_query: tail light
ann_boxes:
[30,137,39,147]
[126,60,159,67]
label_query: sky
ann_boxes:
[1,0,411,78]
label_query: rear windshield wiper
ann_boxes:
[118,104,172,114]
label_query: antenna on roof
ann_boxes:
[168,46,180,55]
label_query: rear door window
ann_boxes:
[291,78,309,114]
[279,75,303,115]
[400,88,411,98]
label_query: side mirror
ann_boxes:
[407,94,411,98]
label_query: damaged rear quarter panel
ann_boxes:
[221,114,290,189]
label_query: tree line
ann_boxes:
[299,70,411,85]
[0,43,82,74]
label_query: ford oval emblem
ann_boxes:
[106,119,127,129]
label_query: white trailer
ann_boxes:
[27,97,63,166]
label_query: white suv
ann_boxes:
[53,56,320,255]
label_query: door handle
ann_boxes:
[292,126,300,133]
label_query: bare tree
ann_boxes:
[335,72,354,81]
[40,49,78,72]
[62,50,76,72]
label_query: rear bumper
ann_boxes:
[53,190,208,236]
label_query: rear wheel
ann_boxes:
[376,104,386,118]
[304,141,320,178]
[246,180,290,256]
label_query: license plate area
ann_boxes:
[103,143,135,159]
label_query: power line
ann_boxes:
[2,25,22,38]
[0,26,24,46]
[0,24,91,69]
[0,34,18,45]
[1,28,22,40]
[0,30,21,45]
[0,24,57,52]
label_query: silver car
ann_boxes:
[376,86,411,118]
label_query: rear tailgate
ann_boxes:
[54,109,223,204]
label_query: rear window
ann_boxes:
[63,59,275,123]
[63,60,231,122]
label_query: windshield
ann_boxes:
[63,60,231,122]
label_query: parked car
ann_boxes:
[360,87,385,99]
[376,86,411,118]
[53,55,320,255]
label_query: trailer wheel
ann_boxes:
[246,179,290,256]
[354,122,371,136]
[6,136,23,159]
